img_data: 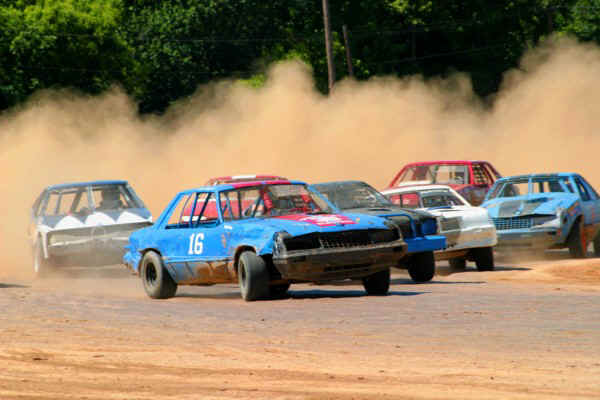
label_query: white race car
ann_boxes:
[382,184,497,270]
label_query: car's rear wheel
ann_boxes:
[33,240,54,278]
[567,219,587,259]
[449,258,467,270]
[362,268,390,295]
[407,251,435,283]
[141,251,177,299]
[238,251,270,301]
[473,247,495,271]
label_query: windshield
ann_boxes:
[398,164,469,185]
[420,190,466,207]
[487,177,574,199]
[220,183,331,218]
[313,182,392,210]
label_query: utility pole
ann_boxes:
[322,0,335,93]
[342,25,354,78]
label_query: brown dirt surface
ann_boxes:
[1,254,599,399]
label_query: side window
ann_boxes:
[175,192,218,226]
[44,192,60,215]
[577,176,599,199]
[220,191,241,221]
[472,164,491,185]
[575,178,591,201]
[166,194,194,228]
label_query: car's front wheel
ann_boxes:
[238,251,270,301]
[407,251,435,283]
[567,219,587,259]
[33,240,54,278]
[362,268,390,295]
[472,247,495,271]
[594,234,600,257]
[141,251,177,299]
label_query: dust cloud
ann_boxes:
[1,36,599,279]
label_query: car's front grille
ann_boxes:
[492,217,532,230]
[283,229,399,251]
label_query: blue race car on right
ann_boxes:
[481,173,600,257]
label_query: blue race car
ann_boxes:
[123,180,408,301]
[311,181,446,282]
[481,173,600,257]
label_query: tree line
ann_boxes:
[1,0,598,114]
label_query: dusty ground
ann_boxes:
[1,253,599,399]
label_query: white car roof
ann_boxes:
[382,184,471,206]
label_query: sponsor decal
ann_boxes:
[275,214,356,227]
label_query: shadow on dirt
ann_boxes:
[391,277,486,285]
[0,283,29,289]
[288,289,426,299]
[174,288,426,300]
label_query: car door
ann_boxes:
[156,191,228,283]
[572,176,596,228]
[575,176,600,230]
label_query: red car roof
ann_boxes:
[230,179,292,189]
[205,174,287,185]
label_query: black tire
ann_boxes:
[472,247,495,271]
[567,219,587,259]
[238,251,270,301]
[449,258,467,270]
[594,234,600,257]
[141,251,177,299]
[33,240,54,278]
[407,251,435,283]
[270,283,291,298]
[362,268,390,295]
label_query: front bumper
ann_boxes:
[405,235,446,254]
[495,228,561,250]
[273,241,407,282]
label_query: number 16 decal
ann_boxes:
[188,233,204,255]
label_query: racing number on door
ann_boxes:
[188,233,204,255]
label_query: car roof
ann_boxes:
[494,173,577,183]
[206,174,287,185]
[45,180,128,191]
[401,160,488,167]
[313,180,371,187]
[178,179,305,195]
[382,184,455,194]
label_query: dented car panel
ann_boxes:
[124,180,407,286]
[31,180,152,270]
[482,173,600,250]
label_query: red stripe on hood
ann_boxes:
[274,214,356,227]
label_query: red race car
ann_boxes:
[386,161,501,206]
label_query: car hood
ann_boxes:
[482,193,578,218]
[342,206,435,221]
[257,212,393,236]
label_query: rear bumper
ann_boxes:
[273,241,407,282]
[47,238,127,266]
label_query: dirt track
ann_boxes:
[1,254,599,399]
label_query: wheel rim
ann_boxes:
[145,262,158,287]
